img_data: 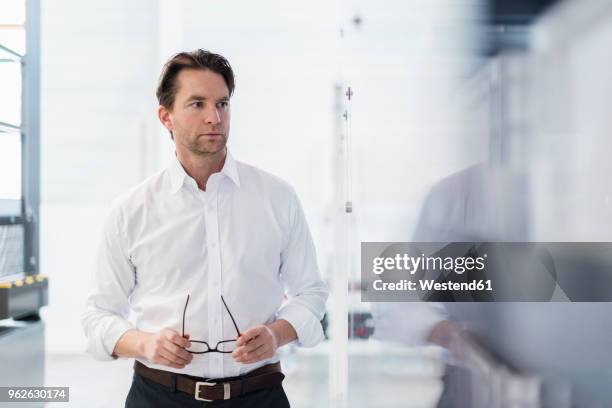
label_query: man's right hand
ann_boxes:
[140,329,193,369]
[113,328,193,369]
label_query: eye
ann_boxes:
[190,101,203,108]
[217,101,229,109]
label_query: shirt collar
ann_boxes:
[168,149,241,194]
[221,150,241,188]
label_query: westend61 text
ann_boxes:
[373,279,493,292]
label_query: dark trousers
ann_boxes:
[125,371,291,408]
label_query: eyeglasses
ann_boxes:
[181,294,242,354]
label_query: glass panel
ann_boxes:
[0,0,26,55]
[0,27,26,56]
[0,0,26,25]
[344,1,484,407]
[0,59,21,127]
[0,0,24,216]
[345,1,612,407]
[0,132,21,202]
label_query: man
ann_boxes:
[82,49,328,407]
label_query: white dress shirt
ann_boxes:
[81,151,328,378]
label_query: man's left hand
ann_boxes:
[232,324,278,364]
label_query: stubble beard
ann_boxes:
[187,133,228,157]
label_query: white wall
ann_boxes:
[40,0,160,353]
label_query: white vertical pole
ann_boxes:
[330,0,352,402]
[329,81,352,408]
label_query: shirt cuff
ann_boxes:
[277,302,324,348]
[101,318,135,361]
[371,303,448,347]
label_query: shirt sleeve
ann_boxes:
[276,189,328,347]
[370,302,448,347]
[81,204,136,361]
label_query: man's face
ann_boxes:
[159,68,231,156]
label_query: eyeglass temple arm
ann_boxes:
[221,295,242,336]
[182,294,190,337]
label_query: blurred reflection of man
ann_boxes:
[82,49,328,407]
[372,163,528,407]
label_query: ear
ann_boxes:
[157,105,174,133]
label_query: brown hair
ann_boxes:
[156,49,235,110]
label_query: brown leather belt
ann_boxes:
[134,360,284,402]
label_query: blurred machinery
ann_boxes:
[0,0,47,397]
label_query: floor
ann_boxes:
[43,344,443,407]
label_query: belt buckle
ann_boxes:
[195,381,231,402]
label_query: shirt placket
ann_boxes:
[204,175,224,378]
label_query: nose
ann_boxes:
[204,105,221,125]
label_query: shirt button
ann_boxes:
[210,242,217,249]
